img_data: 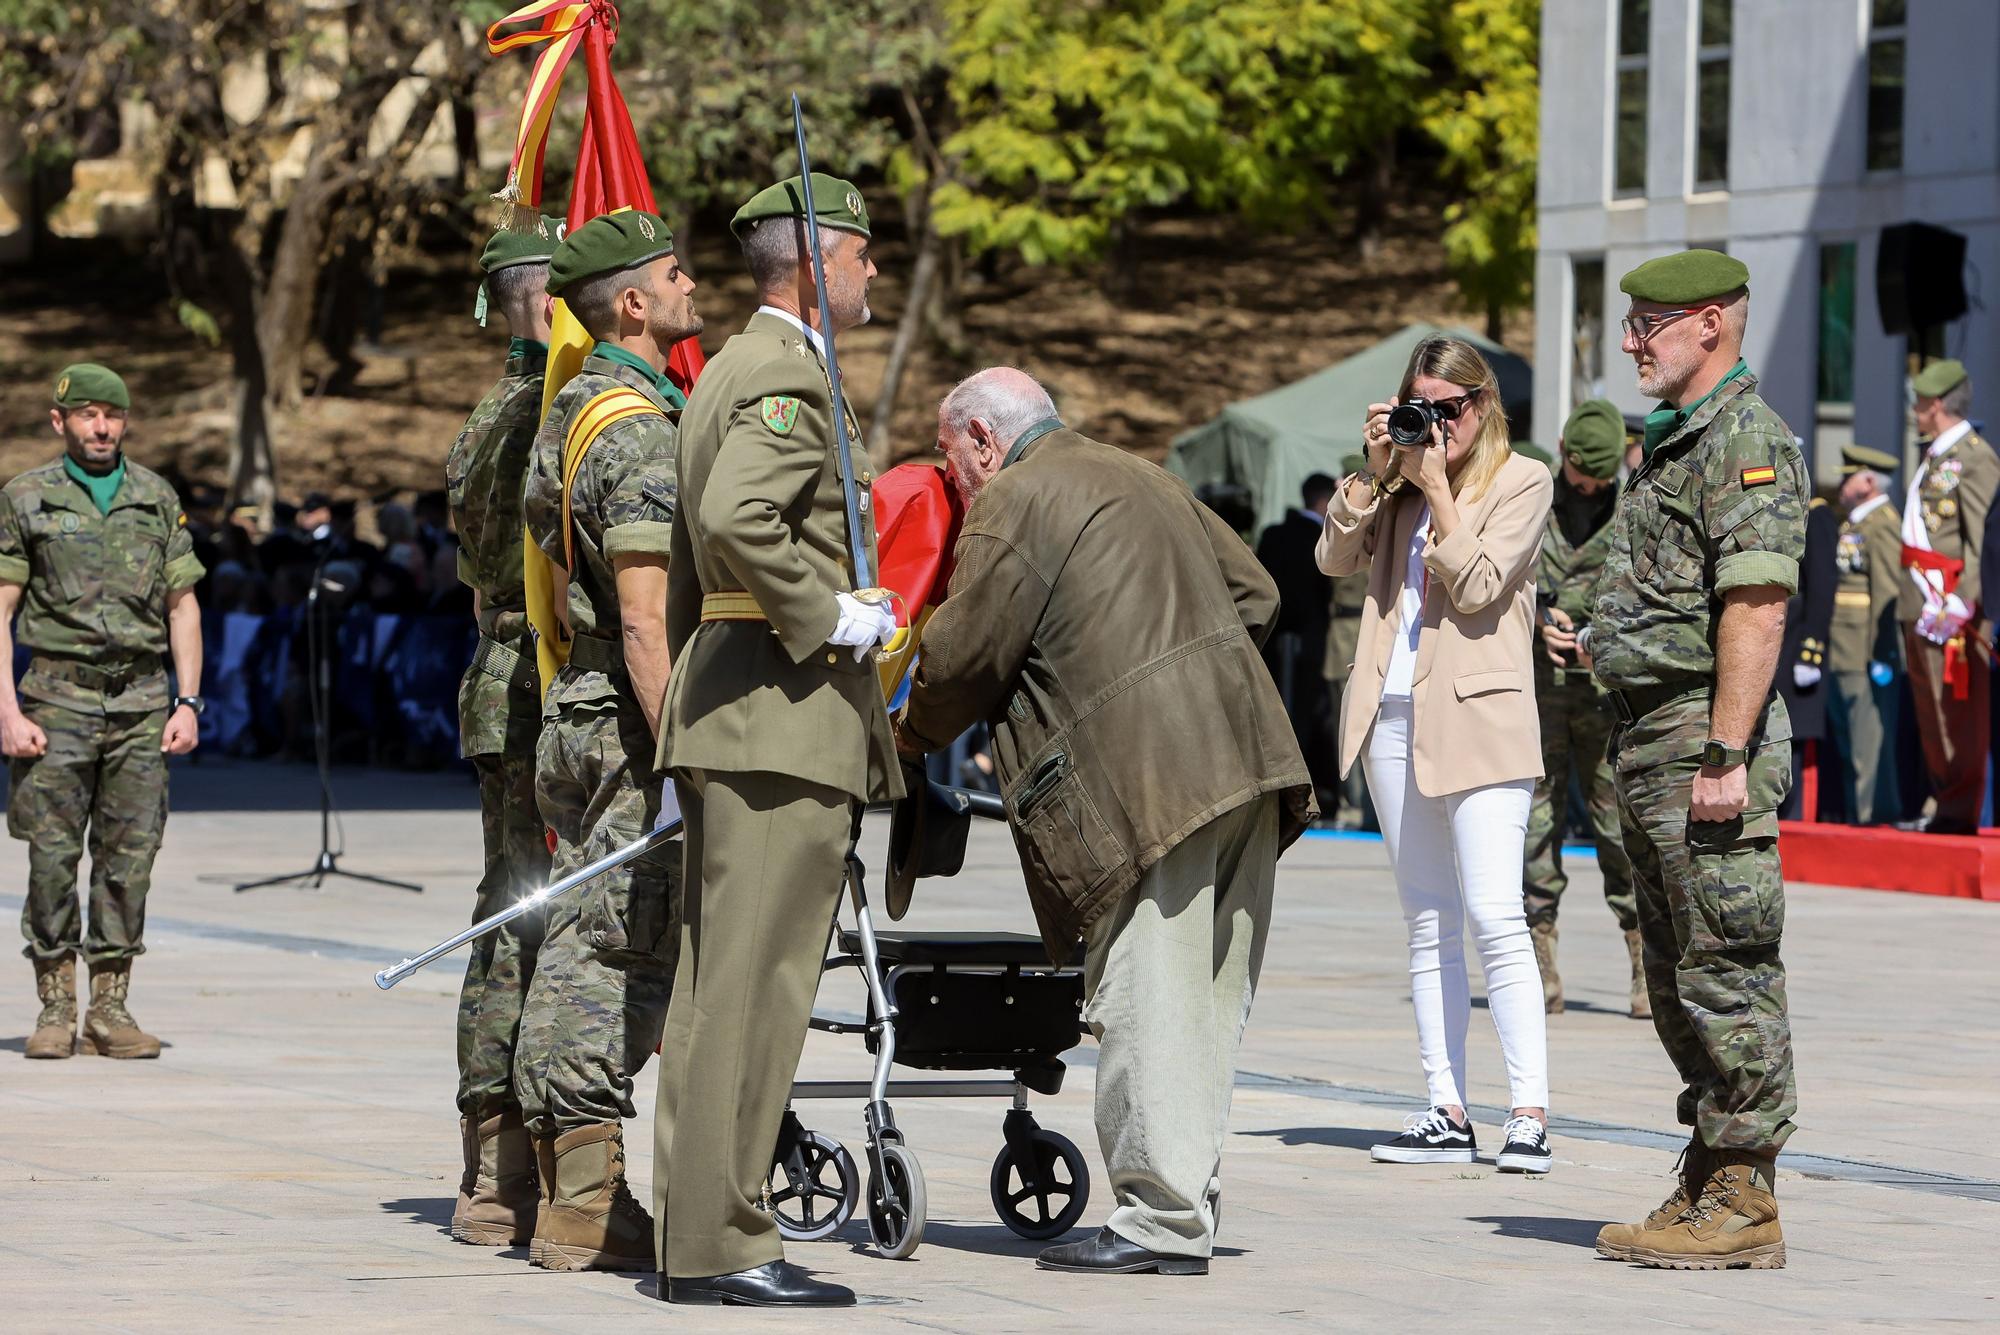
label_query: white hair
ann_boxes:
[941,368,1058,446]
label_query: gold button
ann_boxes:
[826,652,837,665]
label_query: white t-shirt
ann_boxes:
[1380,500,1431,699]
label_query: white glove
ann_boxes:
[1936,593,1973,641]
[1791,663,1822,690]
[828,592,897,661]
[655,779,682,833]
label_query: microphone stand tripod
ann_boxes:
[235,545,422,894]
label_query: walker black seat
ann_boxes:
[837,930,1075,969]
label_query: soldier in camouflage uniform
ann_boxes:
[1523,399,1643,1019]
[441,219,563,1246]
[1582,252,1801,1270]
[512,211,696,1272]
[0,364,205,1061]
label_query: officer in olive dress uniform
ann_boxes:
[1895,359,1999,834]
[443,217,561,1247]
[1775,496,1836,819]
[1581,251,1802,1270]
[1825,444,1903,824]
[652,174,902,1308]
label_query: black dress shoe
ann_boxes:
[1036,1227,1207,1275]
[1895,815,1978,835]
[665,1260,856,1307]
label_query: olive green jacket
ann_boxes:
[658,312,902,803]
[1899,425,1999,623]
[903,426,1313,955]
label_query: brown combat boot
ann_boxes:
[453,1109,539,1246]
[529,1123,654,1271]
[80,961,161,1059]
[1624,1148,1784,1269]
[27,956,77,1059]
[1531,920,1562,1013]
[1596,1138,1710,1260]
[1624,929,1652,1020]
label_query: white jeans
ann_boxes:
[1363,699,1549,1111]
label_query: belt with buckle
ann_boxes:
[565,633,625,675]
[1607,680,1705,725]
[700,591,767,622]
[30,655,159,692]
[470,634,539,694]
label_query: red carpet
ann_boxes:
[1779,821,2000,901]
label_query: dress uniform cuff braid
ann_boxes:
[1715,550,1798,596]
[603,520,676,560]
[164,552,206,591]
[0,554,28,584]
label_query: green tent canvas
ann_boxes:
[1167,323,1534,537]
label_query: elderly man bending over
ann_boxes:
[900,368,1314,1276]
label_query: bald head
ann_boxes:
[936,367,1060,501]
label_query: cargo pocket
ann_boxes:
[1010,749,1124,899]
[580,872,673,962]
[1685,809,1784,949]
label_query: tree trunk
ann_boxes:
[216,214,278,517]
[869,184,941,468]
[258,154,343,411]
[1485,300,1503,343]
[1355,131,1394,264]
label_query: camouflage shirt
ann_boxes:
[1590,372,1805,761]
[446,340,546,753]
[0,455,203,711]
[523,350,680,708]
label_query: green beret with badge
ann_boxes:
[1840,443,1900,476]
[730,172,871,241]
[52,363,129,411]
[476,213,565,325]
[1912,358,1967,399]
[546,208,675,296]
[1560,398,1625,479]
[1619,248,1750,304]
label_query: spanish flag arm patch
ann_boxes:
[1740,465,1777,488]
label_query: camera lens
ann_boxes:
[1386,401,1436,447]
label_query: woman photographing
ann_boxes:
[1317,336,1556,1173]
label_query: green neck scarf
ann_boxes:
[62,452,126,515]
[508,336,549,368]
[1642,359,1750,458]
[591,342,687,409]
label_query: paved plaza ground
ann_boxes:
[2,759,1996,1332]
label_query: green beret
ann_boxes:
[481,214,565,273]
[1510,440,1554,468]
[1841,444,1900,475]
[53,363,129,411]
[1339,452,1365,475]
[1912,358,1967,399]
[730,173,871,241]
[1619,248,1750,304]
[546,209,675,296]
[1560,398,1625,479]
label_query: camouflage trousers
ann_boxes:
[513,693,679,1137]
[456,750,552,1116]
[10,701,167,965]
[1613,738,1797,1152]
[1524,672,1636,931]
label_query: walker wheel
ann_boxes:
[990,1127,1090,1240]
[768,1131,859,1242]
[866,1142,927,1259]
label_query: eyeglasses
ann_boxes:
[1619,308,1699,341]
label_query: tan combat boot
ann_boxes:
[1624,929,1652,1020]
[529,1123,654,1271]
[80,960,161,1059]
[1624,1148,1784,1269]
[1597,1138,1710,1260]
[1531,919,1562,1013]
[27,956,77,1059]
[453,1109,539,1246]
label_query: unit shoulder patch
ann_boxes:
[761,395,802,435]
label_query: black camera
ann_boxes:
[1387,398,1444,447]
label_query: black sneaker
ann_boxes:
[1371,1108,1477,1164]
[1494,1114,1553,1174]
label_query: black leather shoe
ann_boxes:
[1036,1227,1207,1275]
[1895,815,1978,835]
[665,1260,856,1307]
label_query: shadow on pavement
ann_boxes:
[1466,1214,1604,1248]
[1240,1126,1386,1153]
[380,1196,458,1238]
[890,1221,1061,1258]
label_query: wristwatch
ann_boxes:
[1700,739,1747,767]
[172,695,205,716]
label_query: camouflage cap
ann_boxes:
[1840,443,1900,475]
[53,363,129,410]
[730,172,870,241]
[546,209,675,296]
[1912,358,1967,399]
[1619,248,1749,304]
[1560,398,1625,479]
[481,214,565,273]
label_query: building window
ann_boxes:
[1614,0,1650,197]
[1695,0,1731,188]
[1817,243,1857,405]
[1572,257,1606,402]
[1867,0,1905,172]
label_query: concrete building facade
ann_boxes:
[1533,0,2000,482]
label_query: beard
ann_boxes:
[1634,338,1702,401]
[646,296,703,349]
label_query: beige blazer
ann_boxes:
[1316,451,1554,797]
